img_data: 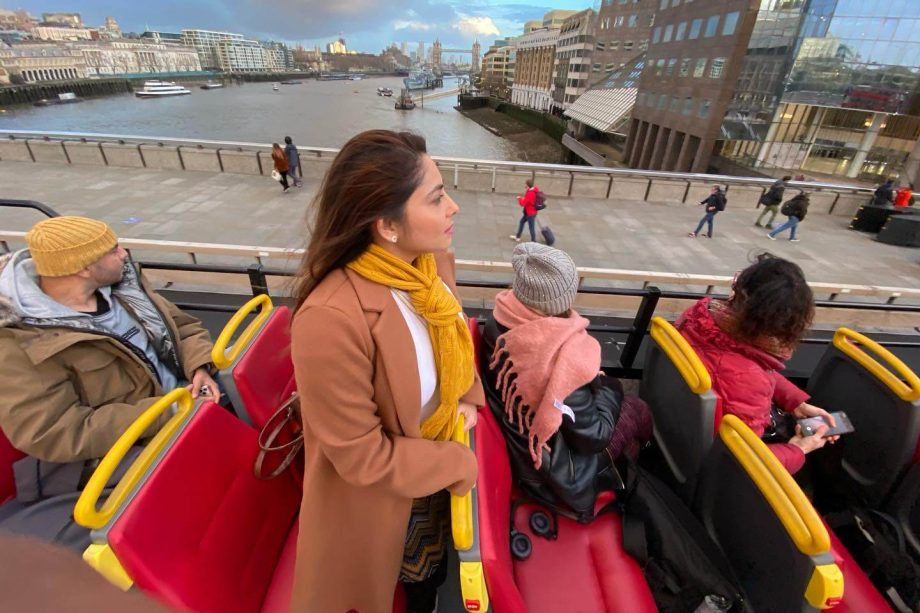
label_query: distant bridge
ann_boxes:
[416,88,461,106]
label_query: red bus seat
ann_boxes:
[826,524,893,612]
[106,401,300,612]
[470,318,657,613]
[0,428,26,505]
[639,317,719,501]
[212,296,295,430]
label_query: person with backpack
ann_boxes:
[509,179,542,242]
[768,192,809,242]
[871,177,896,206]
[755,176,790,229]
[688,186,726,238]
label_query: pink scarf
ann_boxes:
[489,290,601,469]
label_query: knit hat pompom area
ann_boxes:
[511,242,578,316]
[25,216,119,277]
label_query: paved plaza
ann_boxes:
[2,161,918,291]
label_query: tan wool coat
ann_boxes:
[289,251,484,613]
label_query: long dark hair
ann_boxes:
[291,130,428,309]
[728,253,814,347]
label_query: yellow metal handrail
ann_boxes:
[450,414,490,612]
[74,388,195,529]
[833,328,920,402]
[719,415,830,556]
[650,316,712,394]
[211,294,274,370]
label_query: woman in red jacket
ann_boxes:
[509,179,539,242]
[675,254,837,473]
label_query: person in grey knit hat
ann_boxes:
[511,242,579,317]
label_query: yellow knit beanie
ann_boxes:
[25,216,119,277]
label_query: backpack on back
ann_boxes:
[534,189,547,211]
[780,199,795,216]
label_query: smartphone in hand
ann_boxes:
[798,412,854,438]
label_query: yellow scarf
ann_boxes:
[347,244,474,441]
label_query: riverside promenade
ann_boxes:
[1,160,918,294]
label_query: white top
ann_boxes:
[391,289,441,423]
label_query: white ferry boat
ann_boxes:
[135,81,191,98]
[200,82,224,90]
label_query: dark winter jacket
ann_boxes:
[701,190,727,213]
[284,143,300,169]
[760,180,787,206]
[872,181,895,206]
[675,298,810,474]
[481,316,620,522]
[783,194,809,221]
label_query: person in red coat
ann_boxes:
[675,254,838,474]
[894,183,913,208]
[509,179,539,242]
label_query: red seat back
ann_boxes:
[0,428,25,505]
[228,306,295,430]
[108,402,300,613]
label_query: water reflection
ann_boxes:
[0,76,522,160]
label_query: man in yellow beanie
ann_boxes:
[0,216,217,548]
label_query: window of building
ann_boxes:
[666,58,676,75]
[699,99,711,118]
[640,39,649,50]
[655,58,665,76]
[675,22,687,41]
[595,41,606,51]
[610,40,620,50]
[659,0,668,9]
[689,18,702,39]
[671,0,680,6]
[628,15,638,27]
[693,57,706,77]
[657,94,668,111]
[704,15,719,37]
[615,15,625,27]
[722,11,739,36]
[669,96,680,112]
[682,97,694,115]
[679,57,690,77]
[624,40,634,50]
[593,63,601,72]
[652,26,662,43]
[709,57,726,78]
[664,24,673,42]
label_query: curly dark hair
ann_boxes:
[727,253,815,347]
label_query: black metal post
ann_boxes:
[620,286,661,369]
[247,263,269,297]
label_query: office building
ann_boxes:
[512,27,560,111]
[481,38,517,99]
[32,25,93,41]
[553,9,595,110]
[216,38,266,72]
[0,42,86,81]
[591,0,655,84]
[79,40,201,76]
[182,29,245,70]
[543,10,578,29]
[41,12,82,27]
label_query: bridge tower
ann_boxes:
[432,39,442,67]
[472,40,481,72]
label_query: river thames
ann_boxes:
[0,76,525,160]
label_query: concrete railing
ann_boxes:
[2,231,916,306]
[0,130,875,217]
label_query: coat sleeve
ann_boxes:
[558,382,617,455]
[768,443,806,474]
[158,295,214,380]
[291,305,478,498]
[0,340,167,463]
[772,372,809,412]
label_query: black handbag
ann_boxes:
[761,404,797,443]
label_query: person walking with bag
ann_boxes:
[768,192,809,242]
[271,143,290,192]
[284,136,303,188]
[688,186,726,238]
[755,176,790,229]
[509,178,540,242]
[288,130,483,613]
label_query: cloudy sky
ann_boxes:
[18,0,593,52]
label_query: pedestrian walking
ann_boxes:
[894,182,914,208]
[755,175,790,229]
[284,136,303,188]
[509,178,540,242]
[271,143,290,192]
[871,178,895,206]
[688,186,727,238]
[768,192,809,242]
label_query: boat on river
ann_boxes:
[394,89,416,110]
[200,82,224,90]
[135,81,191,98]
[33,92,82,106]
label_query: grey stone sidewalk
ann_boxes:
[2,161,918,290]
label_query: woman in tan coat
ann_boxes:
[289,129,483,613]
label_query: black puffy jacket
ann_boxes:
[481,316,621,522]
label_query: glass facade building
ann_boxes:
[719,0,920,181]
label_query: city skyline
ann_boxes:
[10,0,591,52]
